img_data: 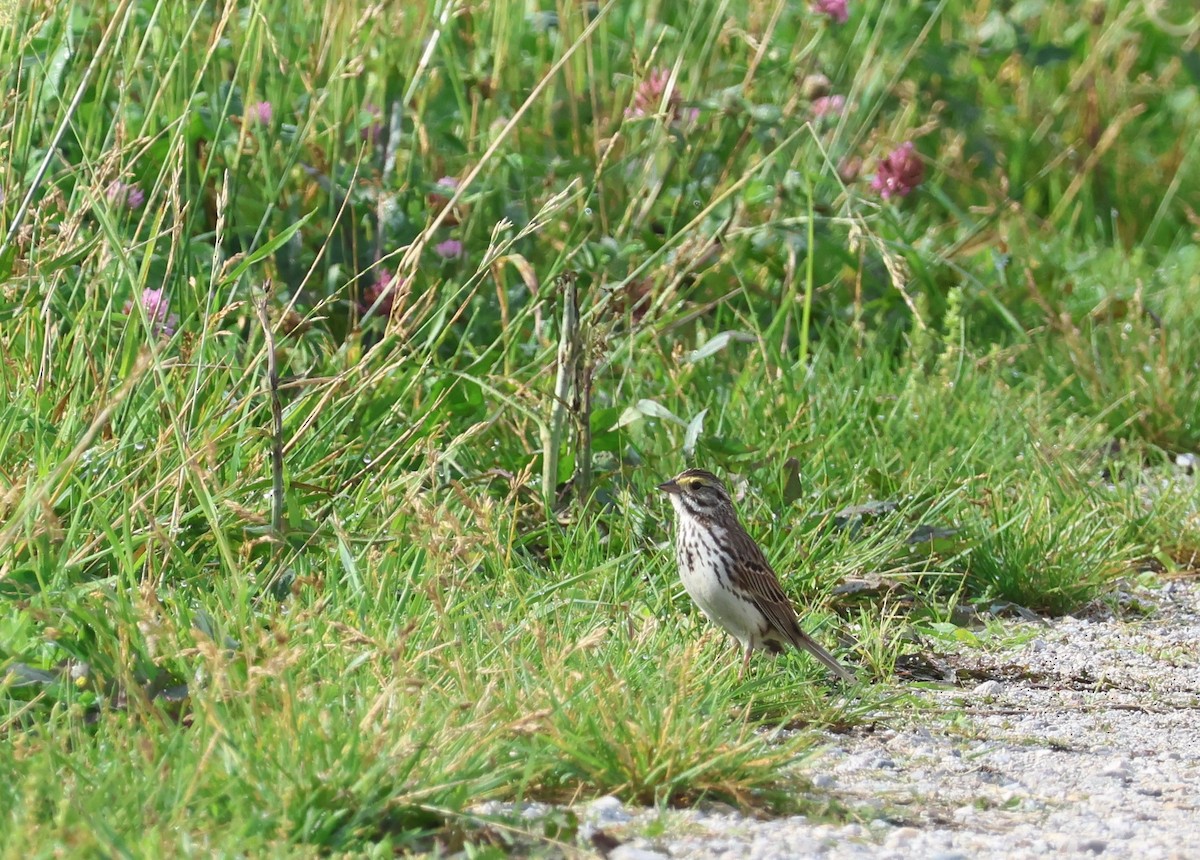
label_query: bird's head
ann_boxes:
[657,468,735,520]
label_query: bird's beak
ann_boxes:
[657,479,681,494]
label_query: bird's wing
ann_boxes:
[731,529,804,630]
[735,530,855,681]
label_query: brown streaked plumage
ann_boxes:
[658,468,854,682]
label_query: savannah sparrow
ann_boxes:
[658,468,854,682]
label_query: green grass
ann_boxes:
[3,0,1200,853]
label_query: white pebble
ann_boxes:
[973,679,1004,696]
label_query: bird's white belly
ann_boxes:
[679,554,763,646]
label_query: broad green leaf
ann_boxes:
[685,330,755,363]
[611,399,687,430]
[782,457,804,505]
[683,408,707,459]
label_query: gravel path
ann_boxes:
[585,577,1200,860]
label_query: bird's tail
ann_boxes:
[790,626,856,682]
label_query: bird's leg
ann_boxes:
[740,644,753,679]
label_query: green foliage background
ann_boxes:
[1,0,1198,853]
